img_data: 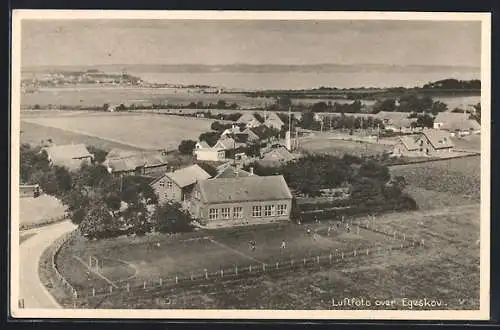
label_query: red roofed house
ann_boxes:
[189,175,292,228]
[150,164,211,205]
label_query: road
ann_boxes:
[18,220,77,309]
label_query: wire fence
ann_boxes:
[51,217,427,307]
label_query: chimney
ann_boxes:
[249,166,254,176]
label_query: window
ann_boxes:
[209,208,218,220]
[264,205,275,217]
[252,205,262,217]
[233,207,243,219]
[159,180,165,187]
[277,204,288,216]
[221,207,231,219]
[167,181,173,188]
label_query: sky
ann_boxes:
[20,19,481,68]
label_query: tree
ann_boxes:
[430,100,448,115]
[311,101,328,113]
[471,103,481,124]
[411,113,434,129]
[216,100,227,109]
[357,160,391,182]
[198,131,221,147]
[86,145,108,163]
[372,98,396,113]
[153,202,193,233]
[276,95,292,109]
[300,111,317,130]
[178,140,197,155]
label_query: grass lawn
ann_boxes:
[20,121,146,152]
[19,195,66,228]
[56,221,394,295]
[21,112,214,151]
[299,136,390,157]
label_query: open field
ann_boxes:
[390,155,480,208]
[20,121,147,151]
[21,111,214,151]
[56,221,394,295]
[21,87,270,108]
[62,204,479,310]
[299,135,391,157]
[20,195,66,228]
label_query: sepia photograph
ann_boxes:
[10,10,490,320]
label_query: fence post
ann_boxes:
[316,256,320,264]
[291,259,294,267]
[144,280,147,289]
[403,233,406,241]
[249,265,252,273]
[303,258,306,266]
[400,243,404,249]
[421,239,425,247]
[175,276,178,284]
[109,286,113,293]
[221,269,224,278]
[159,278,163,287]
[341,252,344,259]
[235,265,238,275]
[366,248,369,256]
[190,273,194,281]
[92,288,95,297]
[127,283,130,292]
[394,231,397,240]
[276,262,279,270]
[329,253,332,263]
[263,264,266,272]
[354,249,357,257]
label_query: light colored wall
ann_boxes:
[195,149,225,161]
[191,198,292,226]
[151,177,183,204]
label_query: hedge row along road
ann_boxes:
[18,220,77,309]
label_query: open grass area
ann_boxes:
[20,121,146,152]
[390,155,480,206]
[21,112,214,151]
[299,136,391,157]
[56,221,394,295]
[19,195,66,228]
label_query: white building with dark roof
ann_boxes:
[189,175,293,228]
[433,112,481,136]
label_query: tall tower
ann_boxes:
[285,106,292,151]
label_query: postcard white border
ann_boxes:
[10,10,491,320]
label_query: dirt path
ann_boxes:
[17,220,77,309]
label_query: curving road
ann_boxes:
[18,220,77,309]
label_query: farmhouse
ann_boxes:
[263,112,285,129]
[150,164,211,204]
[104,149,169,177]
[194,147,226,162]
[258,145,297,166]
[376,111,414,133]
[189,175,293,228]
[236,112,261,128]
[42,143,93,171]
[221,126,260,144]
[393,129,454,157]
[433,112,481,136]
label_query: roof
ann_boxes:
[236,112,259,124]
[264,112,285,127]
[196,141,210,149]
[261,146,296,163]
[420,129,454,149]
[250,125,274,139]
[215,137,236,150]
[106,149,169,172]
[434,112,481,131]
[398,135,420,151]
[197,175,292,204]
[376,111,413,128]
[44,143,92,160]
[214,165,253,179]
[164,164,211,188]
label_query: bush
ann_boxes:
[178,140,197,155]
[153,202,193,233]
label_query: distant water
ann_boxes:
[133,70,480,90]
